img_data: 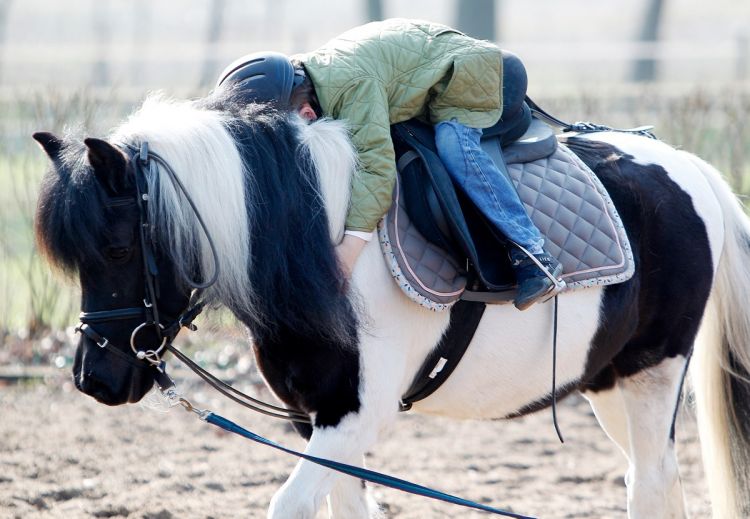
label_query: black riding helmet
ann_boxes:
[215,51,306,106]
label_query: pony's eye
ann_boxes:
[105,246,131,262]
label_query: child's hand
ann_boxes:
[335,234,367,278]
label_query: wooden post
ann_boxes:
[130,0,151,87]
[91,0,111,86]
[456,0,497,42]
[365,0,383,22]
[737,32,749,81]
[632,0,665,82]
[199,0,227,88]
[0,0,12,85]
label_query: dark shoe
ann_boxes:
[512,252,564,311]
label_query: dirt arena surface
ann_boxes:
[0,373,711,519]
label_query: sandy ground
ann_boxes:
[0,370,711,519]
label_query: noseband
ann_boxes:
[76,141,219,375]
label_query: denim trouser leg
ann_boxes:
[435,120,545,255]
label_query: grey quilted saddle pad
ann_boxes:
[378,141,634,311]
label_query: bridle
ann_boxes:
[76,142,213,372]
[75,141,310,423]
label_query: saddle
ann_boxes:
[381,111,634,310]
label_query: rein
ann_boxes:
[165,344,311,423]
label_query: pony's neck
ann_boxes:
[109,97,358,339]
[294,117,358,243]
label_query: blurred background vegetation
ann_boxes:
[0,0,748,371]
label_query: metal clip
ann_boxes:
[176,395,210,421]
[158,387,206,418]
[160,387,182,407]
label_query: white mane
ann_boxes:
[111,94,252,314]
[293,116,358,243]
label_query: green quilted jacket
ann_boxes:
[298,18,503,232]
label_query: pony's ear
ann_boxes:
[32,132,63,161]
[84,137,130,196]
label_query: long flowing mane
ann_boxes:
[37,89,359,343]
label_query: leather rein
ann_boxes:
[75,142,311,424]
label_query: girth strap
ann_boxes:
[400,301,486,410]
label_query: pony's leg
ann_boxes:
[619,356,689,519]
[267,337,402,519]
[267,414,385,519]
[327,465,383,519]
[583,382,631,460]
[266,243,443,518]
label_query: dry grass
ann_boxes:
[1,84,748,336]
[0,89,128,336]
[535,84,750,193]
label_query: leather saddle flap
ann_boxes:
[391,121,514,292]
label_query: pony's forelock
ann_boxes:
[35,137,109,275]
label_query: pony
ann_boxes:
[33,87,750,519]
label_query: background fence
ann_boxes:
[1,0,749,336]
[1,0,749,92]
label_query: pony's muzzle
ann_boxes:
[74,335,156,405]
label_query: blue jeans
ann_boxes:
[435,120,545,255]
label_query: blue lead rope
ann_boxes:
[204,412,536,518]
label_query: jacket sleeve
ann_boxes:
[329,77,396,232]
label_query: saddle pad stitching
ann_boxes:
[379,220,455,312]
[510,146,626,280]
